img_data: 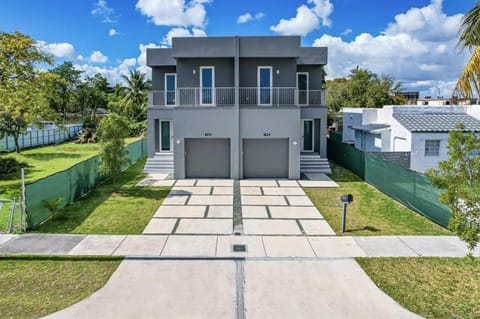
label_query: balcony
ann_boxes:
[148,87,325,107]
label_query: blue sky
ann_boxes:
[0,0,475,97]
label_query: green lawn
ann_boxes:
[357,257,480,319]
[0,138,140,232]
[0,256,121,319]
[33,159,170,234]
[304,162,450,235]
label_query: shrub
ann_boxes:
[128,121,146,137]
[0,158,23,174]
[76,128,97,144]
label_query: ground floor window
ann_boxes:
[424,140,440,156]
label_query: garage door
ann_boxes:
[185,138,230,178]
[243,138,289,178]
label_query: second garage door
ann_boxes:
[243,138,289,178]
[185,138,230,178]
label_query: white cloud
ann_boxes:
[309,0,333,27]
[76,54,84,61]
[237,12,265,24]
[37,41,75,58]
[91,0,118,23]
[255,12,266,19]
[135,0,210,28]
[89,50,108,63]
[109,28,118,36]
[341,28,352,36]
[270,0,333,36]
[237,13,252,24]
[137,43,161,76]
[270,5,319,36]
[312,0,467,97]
[161,27,206,46]
[74,57,138,85]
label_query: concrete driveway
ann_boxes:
[46,258,420,319]
[43,177,421,318]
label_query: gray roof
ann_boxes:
[351,123,390,133]
[393,113,480,132]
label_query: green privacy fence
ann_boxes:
[328,133,451,227]
[327,132,365,179]
[25,138,147,228]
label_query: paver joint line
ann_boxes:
[171,219,181,234]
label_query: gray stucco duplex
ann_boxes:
[145,36,328,179]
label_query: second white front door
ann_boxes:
[160,120,172,152]
[302,119,314,152]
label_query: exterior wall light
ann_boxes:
[293,141,298,145]
[193,69,196,74]
[276,69,280,75]
[176,139,181,144]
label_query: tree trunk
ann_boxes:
[13,132,20,153]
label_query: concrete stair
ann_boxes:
[143,152,174,174]
[300,154,332,174]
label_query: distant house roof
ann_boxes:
[393,113,480,132]
[351,123,390,133]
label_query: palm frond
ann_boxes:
[454,46,480,98]
[458,2,480,48]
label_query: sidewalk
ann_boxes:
[1,233,478,258]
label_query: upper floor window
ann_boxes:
[258,66,272,106]
[164,73,176,106]
[297,72,309,105]
[425,140,440,156]
[200,66,215,105]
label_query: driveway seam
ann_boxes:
[235,259,246,319]
[265,206,272,218]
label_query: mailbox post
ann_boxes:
[340,194,353,233]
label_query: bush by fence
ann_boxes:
[328,132,451,227]
[0,124,83,152]
[25,138,147,228]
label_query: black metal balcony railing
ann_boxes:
[148,87,325,107]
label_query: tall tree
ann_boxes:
[454,2,480,98]
[0,31,54,152]
[73,73,109,120]
[326,67,404,124]
[121,70,150,122]
[50,61,82,120]
[426,124,480,255]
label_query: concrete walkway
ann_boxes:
[0,234,478,257]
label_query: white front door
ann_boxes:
[159,120,173,152]
[302,119,314,152]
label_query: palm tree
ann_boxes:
[121,70,150,121]
[454,2,480,98]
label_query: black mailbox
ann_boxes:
[340,194,353,203]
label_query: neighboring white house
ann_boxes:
[342,105,480,173]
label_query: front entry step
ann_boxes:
[143,152,174,174]
[300,155,331,174]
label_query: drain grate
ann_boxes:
[232,244,247,252]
